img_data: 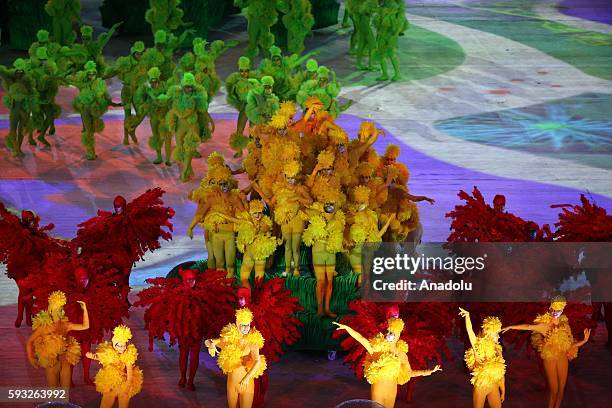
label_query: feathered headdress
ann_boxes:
[317,150,335,169]
[385,144,401,159]
[208,165,232,182]
[236,307,254,325]
[387,318,405,336]
[352,186,371,204]
[207,151,226,168]
[481,316,502,335]
[48,291,67,310]
[284,161,301,178]
[550,295,567,311]
[112,325,133,344]
[249,200,265,214]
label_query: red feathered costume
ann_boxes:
[135,268,236,390]
[551,194,612,345]
[333,302,453,402]
[446,188,595,356]
[238,278,303,408]
[17,189,175,384]
[0,204,68,327]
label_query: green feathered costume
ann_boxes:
[69,61,112,160]
[226,56,259,157]
[44,0,81,45]
[145,0,186,35]
[166,73,211,182]
[282,0,314,55]
[373,0,406,81]
[0,59,36,157]
[245,75,280,125]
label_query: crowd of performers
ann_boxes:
[1,163,611,408]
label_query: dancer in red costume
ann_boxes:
[13,188,174,385]
[233,278,303,408]
[135,268,235,390]
[333,302,453,403]
[0,204,68,327]
[551,195,612,348]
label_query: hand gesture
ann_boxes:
[583,328,591,342]
[85,352,95,359]
[28,355,39,369]
[187,227,194,240]
[430,365,442,374]
[458,307,469,319]
[238,376,250,393]
[332,322,347,331]
[77,300,86,310]
[423,196,435,205]
[501,327,511,333]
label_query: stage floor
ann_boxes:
[1,0,611,406]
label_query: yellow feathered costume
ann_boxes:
[349,186,382,245]
[531,314,577,360]
[216,320,267,377]
[363,334,411,385]
[302,202,346,254]
[464,336,506,390]
[31,311,81,368]
[235,202,279,261]
[93,343,143,397]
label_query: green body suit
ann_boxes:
[353,0,377,70]
[296,67,341,117]
[70,63,111,160]
[373,0,404,81]
[131,69,172,165]
[44,0,81,45]
[145,0,186,35]
[282,0,314,54]
[0,61,36,157]
[236,0,284,59]
[166,75,211,181]
[30,57,63,145]
[245,81,280,125]
[226,56,259,157]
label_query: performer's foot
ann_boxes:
[193,151,202,158]
[11,150,24,158]
[130,131,138,144]
[325,310,338,319]
[86,153,97,160]
[178,377,186,388]
[165,161,172,166]
[233,151,243,158]
[317,308,325,317]
[49,125,56,135]
[122,137,129,145]
[376,75,389,81]
[292,268,300,278]
[391,75,403,82]
[28,136,36,146]
[14,317,22,328]
[187,382,195,391]
[37,135,51,147]
[26,315,32,326]
[357,63,367,71]
[153,157,163,165]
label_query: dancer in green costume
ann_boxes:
[45,0,81,45]
[0,59,36,157]
[245,76,280,125]
[282,0,314,54]
[166,73,213,182]
[226,56,259,158]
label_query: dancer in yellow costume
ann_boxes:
[188,162,246,278]
[459,308,506,408]
[301,186,346,318]
[26,291,89,388]
[256,160,312,278]
[87,325,143,408]
[333,317,441,408]
[502,296,590,408]
[212,200,279,289]
[346,186,394,285]
[205,307,267,408]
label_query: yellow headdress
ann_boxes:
[385,144,401,159]
[284,161,301,178]
[358,121,383,140]
[327,126,349,145]
[317,183,342,205]
[249,200,265,214]
[48,291,67,310]
[550,295,567,311]
[269,109,291,129]
[112,325,133,344]
[208,165,232,182]
[236,307,253,325]
[352,185,371,204]
[387,318,405,336]
[279,101,297,117]
[207,151,226,168]
[317,150,335,169]
[481,316,502,335]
